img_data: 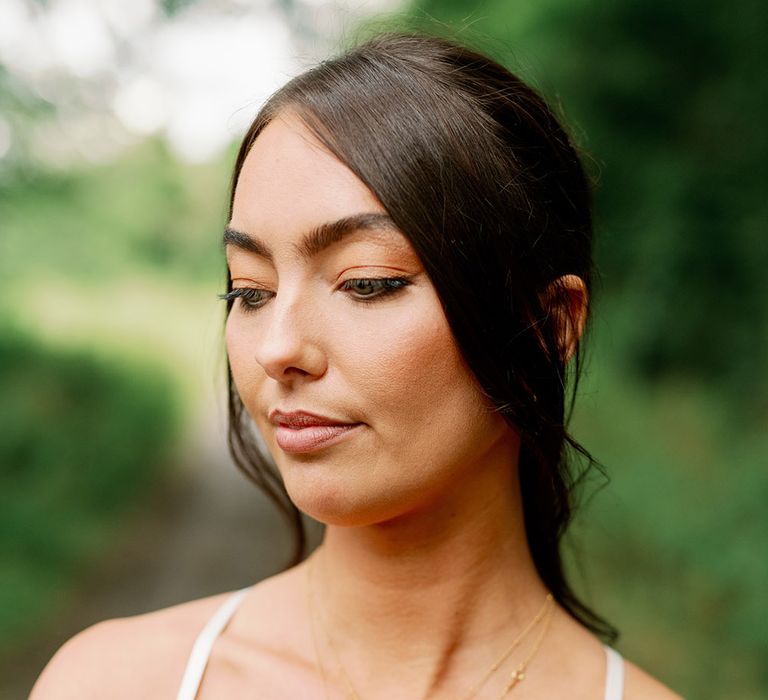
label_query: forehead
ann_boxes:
[231,112,386,236]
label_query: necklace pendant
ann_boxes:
[504,669,526,693]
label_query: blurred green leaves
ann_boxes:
[0,323,180,655]
[0,138,231,287]
[0,65,233,662]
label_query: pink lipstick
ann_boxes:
[269,409,362,454]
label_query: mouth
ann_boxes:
[269,408,362,454]
[274,422,362,453]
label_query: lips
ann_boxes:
[269,409,362,453]
[269,409,354,428]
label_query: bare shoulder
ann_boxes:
[623,656,685,700]
[29,589,237,700]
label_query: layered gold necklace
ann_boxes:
[306,553,555,700]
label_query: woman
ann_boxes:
[32,31,682,699]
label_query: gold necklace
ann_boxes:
[306,553,555,700]
[461,594,555,700]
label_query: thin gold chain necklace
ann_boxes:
[306,553,555,700]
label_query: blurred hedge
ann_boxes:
[0,138,229,288]
[0,324,180,655]
[566,335,768,698]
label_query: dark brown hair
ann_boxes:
[224,30,617,644]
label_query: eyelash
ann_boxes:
[219,276,412,313]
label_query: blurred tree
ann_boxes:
[159,0,200,17]
[0,322,180,656]
[0,64,54,177]
[0,137,230,289]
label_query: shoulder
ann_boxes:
[553,609,684,700]
[623,656,685,700]
[29,590,237,700]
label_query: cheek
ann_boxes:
[325,301,512,523]
[353,315,452,417]
[225,316,245,381]
[347,301,497,457]
[225,314,264,408]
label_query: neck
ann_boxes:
[308,437,554,698]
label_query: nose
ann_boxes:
[251,286,328,384]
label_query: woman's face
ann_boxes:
[225,111,518,526]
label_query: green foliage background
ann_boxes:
[0,324,180,657]
[0,138,230,672]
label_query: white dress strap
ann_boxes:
[603,644,625,700]
[175,587,251,700]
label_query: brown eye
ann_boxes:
[218,288,273,313]
[339,277,411,302]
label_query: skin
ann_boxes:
[30,111,683,700]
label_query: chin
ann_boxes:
[283,471,414,528]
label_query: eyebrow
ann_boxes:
[223,212,402,262]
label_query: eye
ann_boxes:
[218,287,273,313]
[218,276,412,313]
[339,277,412,302]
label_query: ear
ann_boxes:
[541,274,588,364]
